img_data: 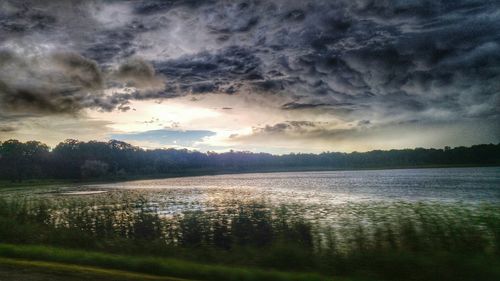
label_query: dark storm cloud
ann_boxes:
[0,50,105,114]
[0,125,16,132]
[154,46,262,94]
[358,120,371,126]
[281,101,357,111]
[116,59,155,81]
[0,49,164,115]
[83,29,136,64]
[113,58,164,89]
[0,1,56,34]
[0,0,499,129]
[281,102,331,110]
[257,121,319,134]
[133,0,213,15]
[230,120,358,142]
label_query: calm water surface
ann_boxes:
[88,167,499,202]
[5,167,499,220]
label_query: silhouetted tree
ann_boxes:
[0,140,49,181]
[81,160,109,179]
[0,139,499,181]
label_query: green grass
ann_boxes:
[0,244,334,281]
[0,196,499,281]
[0,257,189,281]
[0,179,74,190]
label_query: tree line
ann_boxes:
[0,139,499,181]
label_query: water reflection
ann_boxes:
[2,167,499,223]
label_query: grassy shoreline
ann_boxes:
[1,166,499,280]
[0,196,498,281]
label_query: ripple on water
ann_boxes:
[2,167,499,223]
[58,191,108,196]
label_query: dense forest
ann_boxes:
[0,139,499,181]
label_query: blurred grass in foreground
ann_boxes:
[0,256,187,281]
[0,245,331,281]
[0,197,499,280]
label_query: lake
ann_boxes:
[6,167,496,222]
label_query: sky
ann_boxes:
[0,0,499,153]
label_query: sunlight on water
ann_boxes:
[3,167,499,223]
[59,191,108,195]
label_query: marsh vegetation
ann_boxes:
[0,195,499,281]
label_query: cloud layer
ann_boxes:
[0,0,499,151]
